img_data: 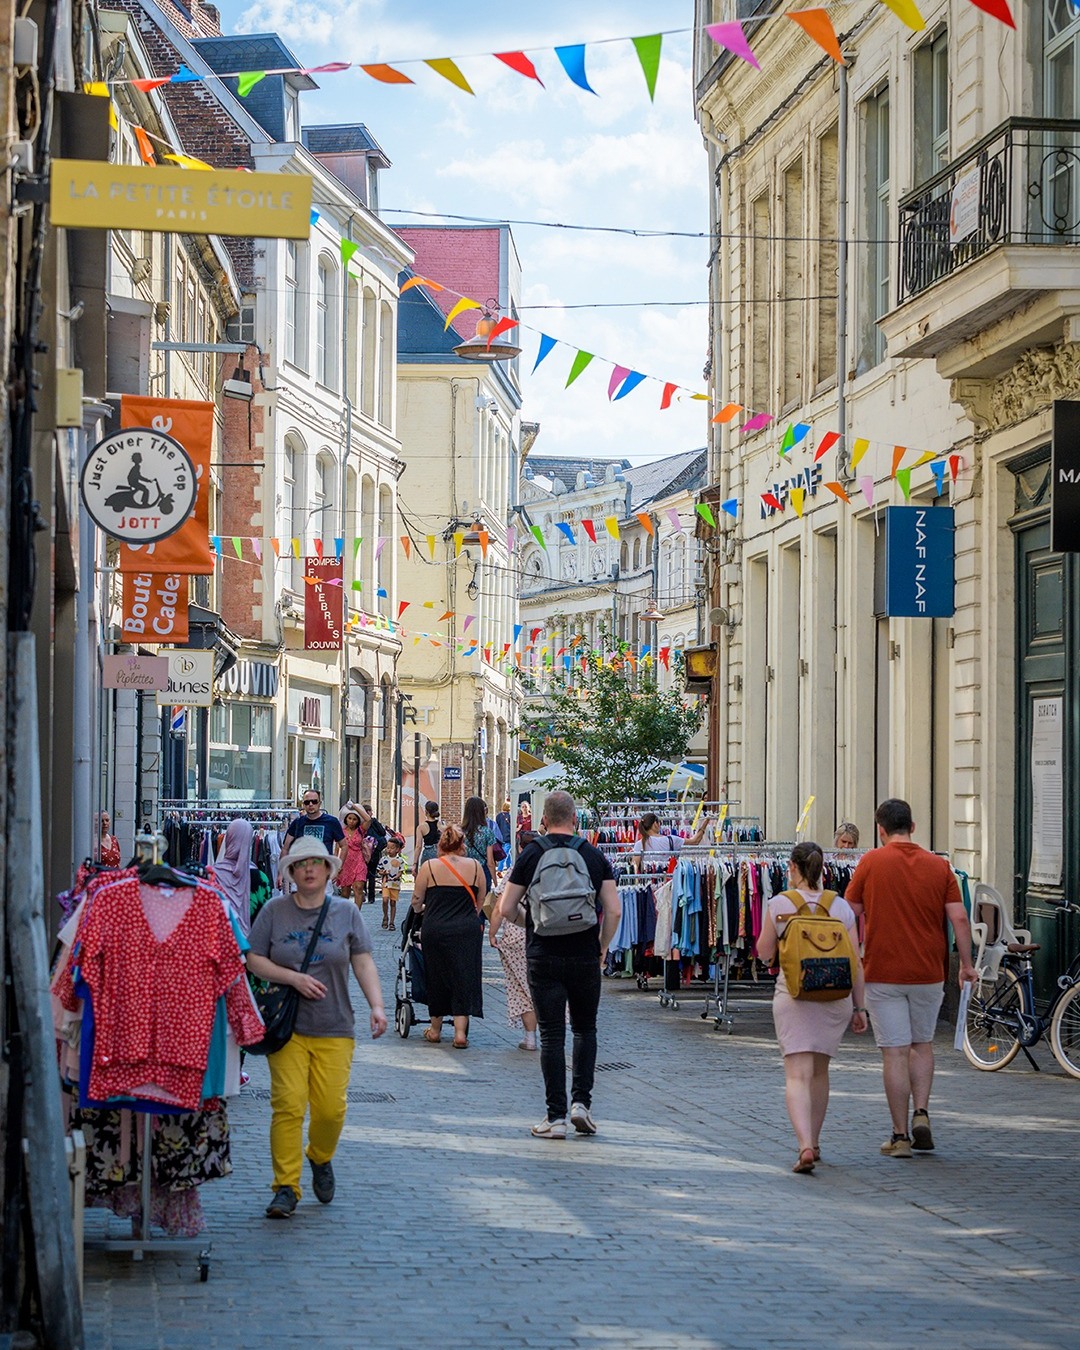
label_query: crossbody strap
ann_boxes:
[299,899,330,973]
[438,857,480,910]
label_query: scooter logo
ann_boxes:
[79,426,197,543]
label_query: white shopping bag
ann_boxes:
[954,982,972,1050]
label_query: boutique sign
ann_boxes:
[884,506,955,618]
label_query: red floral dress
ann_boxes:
[338,827,373,888]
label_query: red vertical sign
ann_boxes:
[304,557,343,650]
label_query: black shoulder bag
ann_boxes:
[246,898,330,1056]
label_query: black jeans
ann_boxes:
[526,954,602,1121]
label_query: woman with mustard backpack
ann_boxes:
[756,841,867,1174]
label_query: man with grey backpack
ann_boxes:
[498,791,621,1139]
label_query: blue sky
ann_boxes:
[215,0,710,464]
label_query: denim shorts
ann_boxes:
[865,982,945,1047]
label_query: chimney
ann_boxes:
[191,1,222,36]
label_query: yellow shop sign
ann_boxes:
[49,159,312,239]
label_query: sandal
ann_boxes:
[422,1028,441,1044]
[452,1038,469,1049]
[792,1148,816,1174]
[813,1146,821,1162]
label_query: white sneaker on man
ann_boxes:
[570,1102,597,1135]
[531,1117,566,1140]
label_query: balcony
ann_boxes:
[881,119,1080,378]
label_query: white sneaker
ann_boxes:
[530,1117,566,1140]
[570,1102,597,1135]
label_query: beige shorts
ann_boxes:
[865,982,944,1048]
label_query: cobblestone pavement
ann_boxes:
[82,914,1080,1350]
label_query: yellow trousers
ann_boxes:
[268,1033,354,1197]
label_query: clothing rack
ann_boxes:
[159,799,295,828]
[81,834,213,1281]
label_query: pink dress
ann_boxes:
[769,888,857,1058]
[338,827,372,888]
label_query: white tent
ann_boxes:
[508,758,706,829]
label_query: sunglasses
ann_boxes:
[303,799,320,807]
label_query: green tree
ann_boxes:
[522,654,702,811]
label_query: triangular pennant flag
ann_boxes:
[705,21,761,69]
[444,297,482,331]
[311,209,320,225]
[859,476,875,506]
[824,481,851,504]
[896,468,912,501]
[931,461,947,495]
[762,493,784,512]
[949,454,962,482]
[712,402,743,424]
[891,446,906,478]
[531,524,547,551]
[566,350,595,387]
[304,62,352,73]
[353,536,363,559]
[741,412,772,433]
[506,526,516,553]
[400,535,411,559]
[532,333,557,372]
[878,0,925,30]
[424,58,474,94]
[133,126,156,165]
[341,239,360,267]
[494,51,544,85]
[132,77,170,93]
[850,437,870,469]
[608,365,631,400]
[164,153,213,171]
[614,372,647,400]
[790,422,811,447]
[581,519,597,543]
[604,517,620,540]
[440,611,454,622]
[291,538,300,559]
[351,580,362,592]
[661,382,678,410]
[334,537,344,558]
[513,624,523,641]
[722,498,739,518]
[485,317,519,349]
[478,530,489,557]
[814,431,840,462]
[667,509,683,531]
[251,537,262,560]
[464,615,475,632]
[271,538,280,558]
[231,536,243,559]
[170,65,201,84]
[780,424,797,454]
[210,535,222,557]
[696,502,717,528]
[912,451,937,467]
[400,275,444,295]
[787,9,845,63]
[398,601,410,619]
[361,63,414,84]
[790,487,806,518]
[556,522,576,544]
[426,534,437,560]
[453,531,465,556]
[554,44,597,94]
[236,71,266,97]
[968,0,1015,26]
[631,34,663,101]
[313,538,324,559]
[635,512,654,536]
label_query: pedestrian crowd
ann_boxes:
[208,785,978,1216]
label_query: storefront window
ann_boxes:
[208,701,273,801]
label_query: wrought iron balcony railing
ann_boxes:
[897,118,1080,306]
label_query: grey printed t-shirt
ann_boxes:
[248,895,373,1039]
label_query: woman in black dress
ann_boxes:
[411,824,486,1048]
[413,799,441,872]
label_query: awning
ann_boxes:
[517,749,545,774]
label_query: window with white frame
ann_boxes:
[316,257,337,388]
[284,242,298,365]
[314,452,336,545]
[857,85,890,374]
[914,30,949,185]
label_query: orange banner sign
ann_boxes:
[121,571,188,643]
[118,395,214,574]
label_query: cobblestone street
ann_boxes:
[83,920,1080,1350]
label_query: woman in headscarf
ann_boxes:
[214,818,271,938]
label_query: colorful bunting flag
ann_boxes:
[850,438,870,469]
[398,601,410,618]
[554,44,597,94]
[532,334,557,373]
[608,365,631,401]
[133,126,156,165]
[661,382,678,411]
[426,534,437,560]
[556,522,576,544]
[912,451,937,467]
[485,317,519,349]
[163,153,213,171]
[531,524,547,550]
[494,50,544,85]
[814,431,840,462]
[859,476,875,506]
[787,9,845,63]
[582,520,597,543]
[824,481,850,504]
[878,0,925,30]
[722,498,739,518]
[453,531,465,556]
[444,297,482,331]
[375,537,386,560]
[896,468,912,501]
[478,530,489,557]
[362,63,414,84]
[635,512,654,536]
[614,372,647,400]
[132,77,170,94]
[236,71,266,97]
[969,0,1015,26]
[425,58,474,94]
[251,537,262,560]
[631,34,663,100]
[931,461,947,495]
[400,535,411,559]
[696,502,716,528]
[604,517,620,540]
[790,488,806,518]
[762,493,784,512]
[400,275,444,295]
[705,21,761,69]
[667,509,683,532]
[566,350,595,387]
[891,446,906,479]
[341,239,360,267]
[741,412,772,433]
[949,454,962,482]
[506,527,516,553]
[712,403,743,424]
[232,537,243,559]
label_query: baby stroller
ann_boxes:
[394,906,432,1038]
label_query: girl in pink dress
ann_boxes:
[338,804,373,908]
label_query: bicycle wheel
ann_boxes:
[963,967,1026,1070]
[1048,981,1080,1080]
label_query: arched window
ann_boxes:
[361,288,377,417]
[378,301,394,427]
[314,451,336,542]
[284,434,306,591]
[620,540,629,573]
[632,538,641,572]
[315,256,338,388]
[646,533,654,565]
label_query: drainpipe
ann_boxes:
[836,58,850,819]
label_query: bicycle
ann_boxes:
[963,902,1080,1079]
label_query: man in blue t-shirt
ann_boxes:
[278,789,345,882]
[498,790,620,1142]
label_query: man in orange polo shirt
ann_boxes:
[846,798,977,1158]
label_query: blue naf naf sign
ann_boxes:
[884,506,955,617]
